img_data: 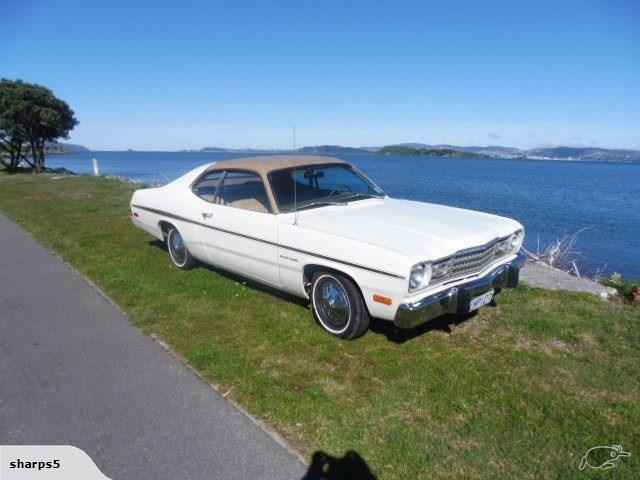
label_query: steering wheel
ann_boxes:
[328,185,353,196]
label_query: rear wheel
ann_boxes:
[167,227,198,270]
[310,272,370,339]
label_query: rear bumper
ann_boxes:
[394,253,526,329]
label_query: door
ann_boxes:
[193,170,280,286]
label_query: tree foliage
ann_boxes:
[0,79,78,172]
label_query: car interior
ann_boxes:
[193,170,272,214]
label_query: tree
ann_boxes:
[0,79,78,172]
[0,80,29,172]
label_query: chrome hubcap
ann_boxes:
[317,278,350,329]
[169,230,186,265]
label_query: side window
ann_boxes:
[192,171,224,203]
[217,171,272,214]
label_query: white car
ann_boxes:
[130,155,525,339]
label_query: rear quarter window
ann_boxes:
[192,171,224,203]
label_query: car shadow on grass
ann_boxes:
[369,311,480,344]
[301,450,377,479]
[148,239,309,307]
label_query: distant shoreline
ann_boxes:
[196,144,640,162]
[50,140,640,163]
[49,149,640,164]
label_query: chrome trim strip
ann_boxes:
[130,204,405,279]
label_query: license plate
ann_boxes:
[469,289,494,312]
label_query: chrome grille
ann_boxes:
[433,237,509,284]
[451,242,502,276]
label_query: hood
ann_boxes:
[296,197,523,262]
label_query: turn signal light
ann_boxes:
[373,294,393,305]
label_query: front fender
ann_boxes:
[276,222,410,320]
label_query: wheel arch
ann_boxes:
[158,220,175,240]
[302,264,369,313]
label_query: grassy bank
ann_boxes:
[1,170,638,479]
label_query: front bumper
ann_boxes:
[394,253,527,329]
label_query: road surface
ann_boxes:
[0,213,306,480]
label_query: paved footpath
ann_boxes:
[0,214,306,480]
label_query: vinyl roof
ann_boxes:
[205,155,346,176]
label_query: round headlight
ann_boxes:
[409,263,432,292]
[510,230,524,253]
[496,238,511,254]
[409,265,424,290]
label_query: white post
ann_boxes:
[92,158,99,176]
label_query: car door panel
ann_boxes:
[196,170,281,286]
[200,208,280,285]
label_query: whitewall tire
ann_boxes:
[167,227,198,270]
[311,272,370,339]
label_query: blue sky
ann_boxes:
[2,0,639,150]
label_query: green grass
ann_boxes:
[1,170,639,479]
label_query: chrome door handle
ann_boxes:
[202,212,213,219]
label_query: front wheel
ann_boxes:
[167,227,198,270]
[310,272,370,339]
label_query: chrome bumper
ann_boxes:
[394,253,527,329]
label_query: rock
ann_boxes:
[520,261,618,299]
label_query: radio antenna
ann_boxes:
[293,124,299,226]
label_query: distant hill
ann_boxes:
[364,143,522,156]
[455,145,523,156]
[378,145,485,158]
[296,145,371,155]
[524,147,640,162]
[456,145,640,161]
[45,142,90,153]
[200,145,372,155]
[198,144,640,162]
[366,143,640,161]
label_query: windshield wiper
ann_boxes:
[341,192,384,202]
[292,201,347,212]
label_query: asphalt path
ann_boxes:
[0,213,307,479]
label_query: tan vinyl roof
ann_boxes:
[205,155,345,176]
[204,155,346,214]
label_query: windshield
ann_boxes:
[268,164,384,213]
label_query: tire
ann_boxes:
[310,272,370,339]
[167,227,198,270]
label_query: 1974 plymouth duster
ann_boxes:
[130,156,525,339]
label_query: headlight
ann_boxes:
[496,238,511,255]
[510,229,524,253]
[409,262,432,292]
[496,230,524,256]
